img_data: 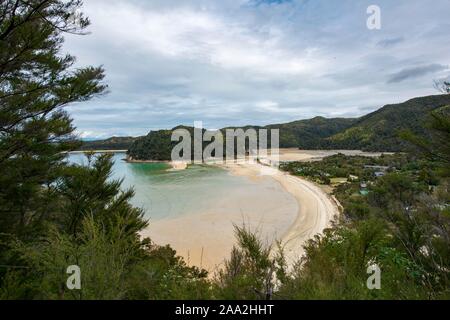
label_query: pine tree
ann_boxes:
[0,1,106,237]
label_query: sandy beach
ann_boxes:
[126,157,188,170]
[141,154,341,274]
[140,164,299,273]
[265,148,393,163]
[225,162,340,267]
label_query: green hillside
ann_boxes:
[323,95,450,151]
[266,116,357,148]
[127,130,176,161]
[126,116,357,160]
[85,95,450,157]
[222,117,356,149]
[79,136,138,151]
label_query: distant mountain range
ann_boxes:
[79,94,450,157]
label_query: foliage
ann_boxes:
[401,106,450,176]
[0,154,211,300]
[0,0,106,239]
[434,80,450,94]
[79,137,137,151]
[1,0,449,301]
[276,111,450,299]
[0,1,209,301]
[323,95,450,152]
[128,130,174,161]
[280,153,418,185]
[213,226,285,300]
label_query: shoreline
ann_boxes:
[126,158,188,170]
[224,163,340,267]
[71,149,350,272]
[66,150,128,154]
[140,160,340,274]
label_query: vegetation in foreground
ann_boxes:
[279,119,449,298]
[0,0,449,300]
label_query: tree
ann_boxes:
[434,80,450,94]
[401,109,450,176]
[0,0,106,238]
[0,154,211,300]
[0,0,106,293]
[214,226,285,300]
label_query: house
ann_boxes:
[374,171,385,178]
[364,165,390,171]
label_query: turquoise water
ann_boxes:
[67,153,259,220]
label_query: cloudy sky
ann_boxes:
[64,0,450,139]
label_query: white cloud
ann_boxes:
[79,1,323,76]
[63,0,450,138]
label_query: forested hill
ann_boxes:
[321,94,450,151]
[79,136,138,151]
[81,94,450,157]
[266,116,357,148]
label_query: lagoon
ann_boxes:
[67,151,342,271]
[67,152,297,223]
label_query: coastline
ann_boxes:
[66,150,128,154]
[224,162,340,267]
[69,148,385,273]
[72,149,352,272]
[140,160,340,274]
[125,157,188,170]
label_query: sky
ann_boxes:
[63,0,450,139]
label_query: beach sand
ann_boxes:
[140,158,340,274]
[225,162,340,267]
[140,165,299,273]
[264,148,392,163]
